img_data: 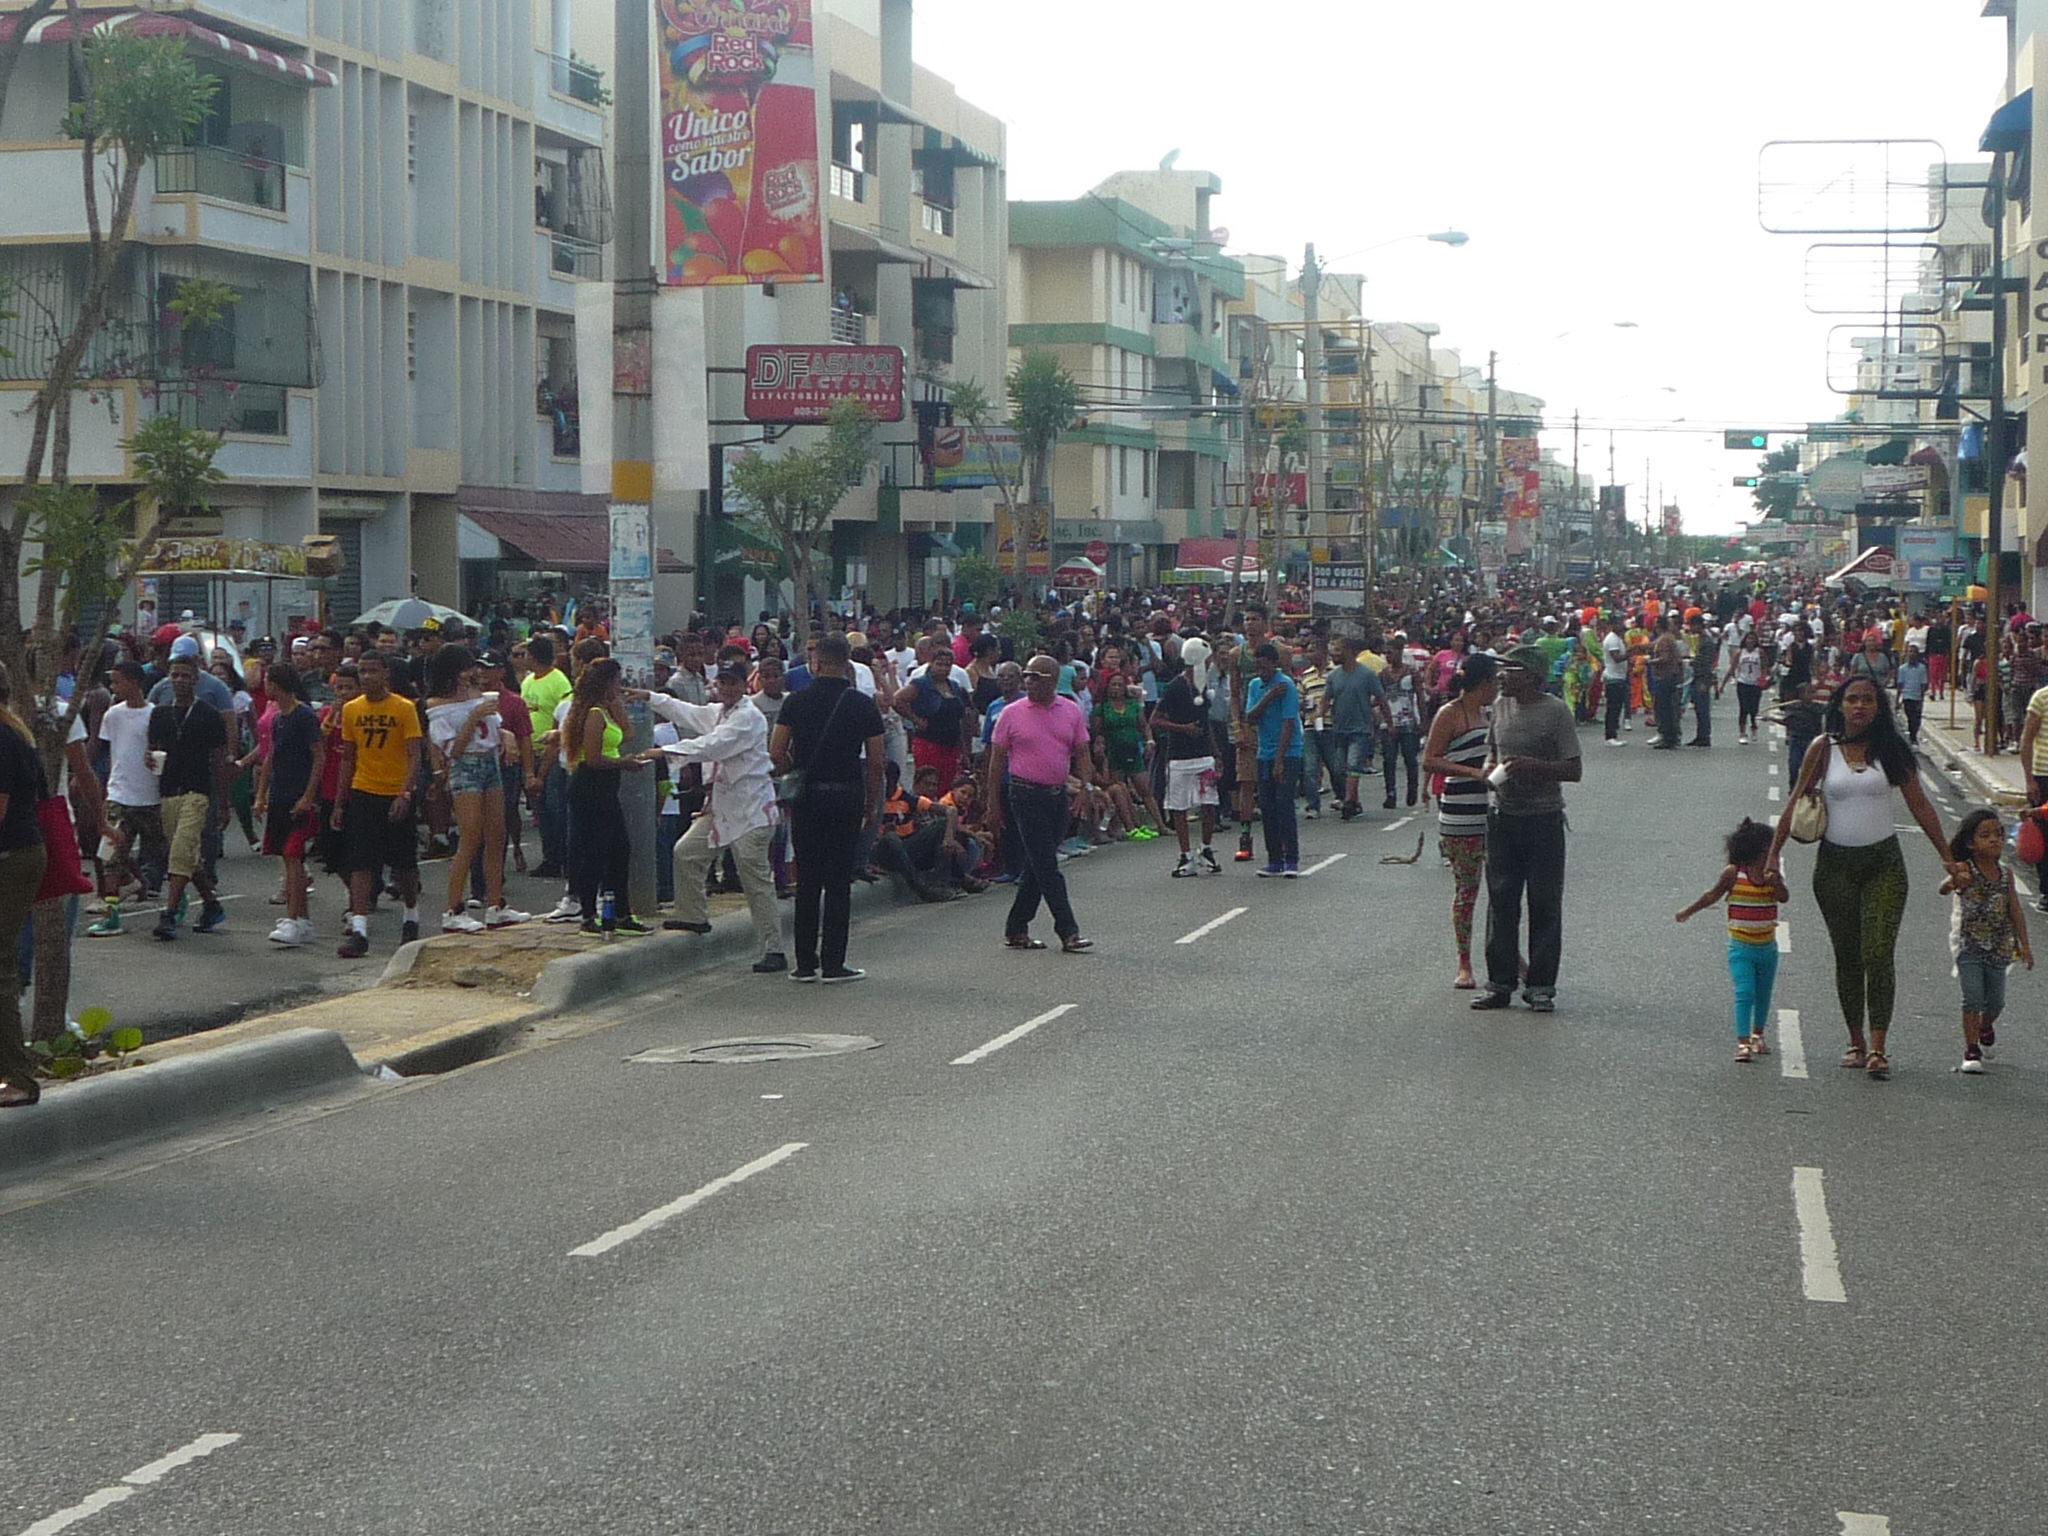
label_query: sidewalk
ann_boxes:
[1915,708,2028,808]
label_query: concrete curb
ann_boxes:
[0,1027,367,1174]
[1919,729,2027,807]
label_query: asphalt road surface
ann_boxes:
[5,724,2042,1535]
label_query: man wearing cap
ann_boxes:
[650,662,787,973]
[1471,644,1581,1013]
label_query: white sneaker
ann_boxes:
[441,911,486,934]
[544,895,582,923]
[1960,1054,1987,1074]
[269,918,308,947]
[485,905,530,927]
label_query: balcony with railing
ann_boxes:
[534,51,605,143]
[829,306,874,345]
[156,144,287,212]
[919,199,954,239]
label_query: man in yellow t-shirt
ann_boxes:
[331,650,424,959]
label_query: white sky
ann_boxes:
[911,0,2010,537]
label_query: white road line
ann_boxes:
[1381,815,1415,833]
[1175,907,1247,946]
[1296,854,1347,877]
[952,1003,1080,1066]
[570,1143,807,1257]
[1792,1167,1848,1303]
[1768,762,1780,777]
[1767,785,1781,803]
[1776,1007,1808,1079]
[1837,1514,1891,1534]
[17,1433,242,1536]
[1776,919,1791,954]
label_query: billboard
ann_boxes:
[1895,526,1954,592]
[1500,437,1540,520]
[1250,472,1308,510]
[744,344,904,423]
[1310,561,1366,610]
[657,2,824,287]
[932,425,1021,490]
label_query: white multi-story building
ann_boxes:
[0,0,614,627]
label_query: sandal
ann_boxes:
[1839,1045,1867,1069]
[1453,971,1477,991]
[1060,934,1095,954]
[1004,934,1047,950]
[1865,1051,1890,1081]
[1736,1041,1754,1063]
[1748,1032,1770,1057]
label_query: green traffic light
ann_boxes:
[1723,429,1770,451]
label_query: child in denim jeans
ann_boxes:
[1941,809,2033,1073]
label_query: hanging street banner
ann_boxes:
[744,343,905,422]
[657,1,824,287]
[1500,437,1540,520]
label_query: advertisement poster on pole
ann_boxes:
[656,2,824,287]
[1500,438,1541,521]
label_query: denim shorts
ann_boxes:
[447,752,499,796]
[1958,953,2010,1017]
[1330,731,1371,774]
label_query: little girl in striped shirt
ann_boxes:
[1676,817,1791,1063]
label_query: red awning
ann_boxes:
[1175,537,1260,572]
[0,10,338,87]
[463,508,691,575]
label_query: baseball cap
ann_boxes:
[169,634,201,661]
[153,623,184,650]
[1500,644,1548,674]
[715,661,750,683]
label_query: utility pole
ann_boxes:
[1294,241,1323,613]
[1361,318,1377,625]
[1483,350,1498,586]
[1570,408,1581,574]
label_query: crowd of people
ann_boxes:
[2,558,2039,1110]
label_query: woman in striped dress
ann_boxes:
[1423,654,1500,989]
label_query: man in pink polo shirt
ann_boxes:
[986,653,1095,953]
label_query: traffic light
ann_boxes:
[1733,475,1759,488]
[1723,430,1769,451]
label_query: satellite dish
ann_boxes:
[1160,148,1181,171]
[1204,226,1230,247]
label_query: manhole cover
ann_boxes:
[630,1033,881,1065]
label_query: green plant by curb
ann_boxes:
[29,1007,142,1079]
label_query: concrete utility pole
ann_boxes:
[1483,350,1498,582]
[1293,241,1323,613]
[1361,319,1376,625]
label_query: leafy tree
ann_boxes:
[952,551,1001,609]
[1006,351,1083,594]
[1752,439,1804,521]
[944,379,1025,602]
[726,398,875,649]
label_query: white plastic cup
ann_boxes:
[146,749,167,774]
[1486,761,1511,788]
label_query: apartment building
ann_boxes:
[0,0,614,626]
[1007,166,1245,588]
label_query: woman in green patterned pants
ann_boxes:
[1765,678,1963,1080]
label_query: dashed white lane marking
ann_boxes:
[1175,907,1247,946]
[1768,785,1781,803]
[952,1003,1081,1066]
[1793,1167,1848,1303]
[1768,762,1780,777]
[1381,815,1415,833]
[1296,854,1347,877]
[1837,1514,1891,1534]
[17,1433,242,1536]
[1777,1008,1808,1079]
[1777,920,1791,954]
[570,1143,807,1257]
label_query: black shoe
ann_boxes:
[1339,802,1361,822]
[1382,796,1397,809]
[753,952,788,973]
[663,919,713,933]
[1469,990,1513,1010]
[151,913,177,942]
[820,967,867,984]
[1686,739,1710,748]
[195,900,226,934]
[337,931,369,959]
[789,968,819,982]
[1648,741,1676,750]
[578,920,605,936]
[531,860,564,880]
[614,918,651,936]
[401,919,420,944]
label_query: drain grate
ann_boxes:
[630,1033,881,1065]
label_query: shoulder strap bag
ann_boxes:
[1785,736,1830,845]
[776,685,850,809]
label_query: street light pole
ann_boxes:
[1294,241,1323,614]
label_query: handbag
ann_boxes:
[1784,737,1829,845]
[35,796,92,900]
[2018,809,2047,866]
[776,686,850,809]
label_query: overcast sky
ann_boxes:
[912,0,2009,537]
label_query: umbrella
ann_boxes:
[348,598,478,631]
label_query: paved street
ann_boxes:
[6,727,2045,1534]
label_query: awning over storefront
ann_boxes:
[830,74,928,130]
[1824,545,1896,590]
[0,10,338,86]
[913,127,998,170]
[461,495,690,575]
[1982,89,2032,153]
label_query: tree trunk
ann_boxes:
[29,901,69,1043]
[787,543,814,653]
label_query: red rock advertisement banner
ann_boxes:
[657,1,824,287]
[1500,437,1541,521]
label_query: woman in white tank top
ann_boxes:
[1764,676,1965,1080]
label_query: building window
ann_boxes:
[1142,451,1151,499]
[406,309,417,381]
[1117,254,1125,305]
[1119,445,1129,496]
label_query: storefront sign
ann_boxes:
[1860,465,1930,494]
[1940,556,1971,599]
[658,1,824,287]
[138,538,308,576]
[743,344,904,423]
[1250,472,1307,510]
[1895,526,1954,592]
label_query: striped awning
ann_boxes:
[0,10,337,87]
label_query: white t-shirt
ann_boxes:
[102,700,158,807]
[427,697,501,759]
[1601,631,1628,683]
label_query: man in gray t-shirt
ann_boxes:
[1472,645,1583,1014]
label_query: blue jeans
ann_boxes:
[1728,937,1779,1037]
[1958,954,2009,1020]
[1257,757,1301,866]
[1380,725,1420,803]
